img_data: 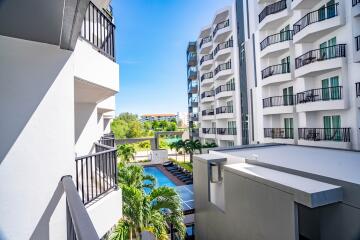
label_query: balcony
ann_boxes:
[261,62,291,86]
[213,37,233,62]
[296,86,346,112]
[187,54,197,67]
[199,35,212,54]
[202,109,215,120]
[353,0,360,17]
[298,128,351,149]
[262,95,295,115]
[291,0,319,10]
[356,83,360,108]
[294,44,346,78]
[354,36,360,62]
[258,0,289,30]
[200,53,214,70]
[189,113,199,122]
[202,128,216,139]
[188,99,198,108]
[217,128,237,141]
[212,19,231,42]
[188,69,197,80]
[260,30,293,58]
[188,85,198,94]
[201,90,215,103]
[216,106,234,119]
[214,60,232,81]
[201,72,214,86]
[215,81,235,99]
[293,3,344,43]
[264,128,295,144]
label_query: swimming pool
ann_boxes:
[144,166,177,189]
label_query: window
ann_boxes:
[284,118,294,139]
[280,25,290,42]
[322,76,340,100]
[283,86,293,105]
[227,141,234,147]
[323,115,341,141]
[281,56,290,73]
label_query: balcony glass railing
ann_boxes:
[217,128,237,135]
[296,86,342,104]
[261,62,290,79]
[295,44,346,69]
[201,72,213,82]
[213,19,230,37]
[213,37,233,56]
[298,128,350,142]
[263,95,295,108]
[356,82,360,97]
[202,109,215,116]
[200,53,213,66]
[264,128,294,139]
[216,106,233,114]
[259,0,287,23]
[214,60,231,75]
[293,3,339,35]
[201,90,215,99]
[260,30,293,51]
[81,2,116,61]
[200,36,212,48]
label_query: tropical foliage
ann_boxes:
[117,144,136,163]
[169,139,203,162]
[109,164,186,240]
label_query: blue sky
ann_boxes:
[112,0,233,116]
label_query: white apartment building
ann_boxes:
[241,0,360,150]
[0,0,121,239]
[198,6,244,147]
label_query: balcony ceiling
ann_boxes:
[74,78,116,104]
[0,0,89,50]
[199,27,211,39]
[213,10,229,25]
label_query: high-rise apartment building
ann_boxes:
[187,42,200,140]
[0,1,121,239]
[196,6,245,147]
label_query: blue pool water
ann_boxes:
[144,167,177,189]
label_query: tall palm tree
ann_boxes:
[117,144,136,163]
[110,164,185,240]
[194,139,203,154]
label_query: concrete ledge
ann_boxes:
[194,154,226,164]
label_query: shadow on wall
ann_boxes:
[0,36,72,165]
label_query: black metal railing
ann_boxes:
[264,128,294,139]
[356,82,360,97]
[200,53,213,66]
[99,135,115,147]
[201,72,213,82]
[213,19,230,37]
[263,95,295,108]
[202,128,216,134]
[81,1,116,61]
[298,128,351,142]
[354,0,360,6]
[200,36,212,48]
[217,128,237,135]
[213,37,233,56]
[214,60,232,75]
[201,90,215,99]
[215,81,235,94]
[356,36,360,51]
[216,106,233,114]
[293,3,339,35]
[296,86,342,104]
[260,30,293,50]
[202,109,215,116]
[259,0,287,23]
[75,142,117,205]
[261,62,290,79]
[295,44,346,69]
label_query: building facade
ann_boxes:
[243,0,360,150]
[0,0,121,239]
[140,113,178,122]
[197,6,244,147]
[187,42,200,140]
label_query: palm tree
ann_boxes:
[175,140,186,162]
[111,164,186,240]
[168,142,177,161]
[194,139,202,154]
[117,144,136,163]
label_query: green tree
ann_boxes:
[111,164,185,240]
[126,121,143,138]
[117,144,136,163]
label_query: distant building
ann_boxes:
[177,112,189,127]
[141,113,178,122]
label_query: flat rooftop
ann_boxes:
[214,145,360,185]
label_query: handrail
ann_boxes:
[213,37,233,56]
[355,36,360,51]
[215,81,235,94]
[354,0,360,6]
[200,36,212,48]
[356,82,360,97]
[202,128,216,134]
[200,53,213,65]
[213,19,230,37]
[295,44,346,69]
[81,1,116,61]
[263,95,295,108]
[298,128,350,142]
[214,60,231,75]
[201,90,215,99]
[264,128,294,139]
[293,3,339,35]
[216,106,233,114]
[259,0,287,23]
[202,109,215,116]
[217,128,237,135]
[296,86,342,104]
[261,62,290,79]
[260,30,293,50]
[201,72,213,82]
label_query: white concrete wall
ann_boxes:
[0,35,75,240]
